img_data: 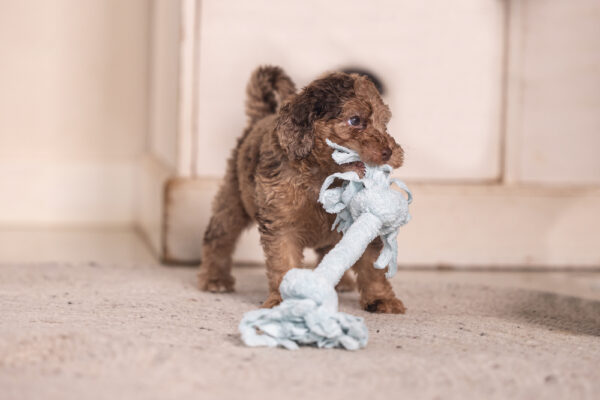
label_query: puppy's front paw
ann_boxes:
[198,270,235,293]
[363,297,406,314]
[261,292,283,308]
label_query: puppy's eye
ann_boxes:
[348,116,362,127]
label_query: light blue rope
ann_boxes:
[239,140,412,350]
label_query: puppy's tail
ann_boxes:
[245,66,296,126]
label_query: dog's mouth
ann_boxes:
[342,161,366,178]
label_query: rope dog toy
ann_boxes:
[239,139,412,350]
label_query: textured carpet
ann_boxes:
[1,262,599,400]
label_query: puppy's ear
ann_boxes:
[275,92,318,160]
[276,74,355,160]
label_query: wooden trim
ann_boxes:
[502,0,525,185]
[135,154,174,259]
[159,178,600,269]
[176,0,201,176]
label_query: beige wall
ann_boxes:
[191,0,600,186]
[155,0,600,268]
[505,0,600,186]
[193,0,505,182]
[1,0,599,269]
[148,0,181,169]
[0,0,150,224]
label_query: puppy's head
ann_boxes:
[276,72,403,170]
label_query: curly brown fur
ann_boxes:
[198,65,406,313]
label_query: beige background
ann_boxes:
[194,0,504,181]
[505,0,600,185]
[0,0,599,266]
[0,0,150,224]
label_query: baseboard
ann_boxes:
[0,158,138,225]
[135,154,175,259]
[159,177,600,269]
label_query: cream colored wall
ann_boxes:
[1,0,598,267]
[193,0,505,182]
[192,0,600,186]
[148,0,181,170]
[155,0,600,268]
[505,0,600,186]
[0,0,150,224]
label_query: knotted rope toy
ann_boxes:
[239,140,412,350]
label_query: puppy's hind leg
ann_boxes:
[198,176,251,293]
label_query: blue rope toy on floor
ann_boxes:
[239,139,412,350]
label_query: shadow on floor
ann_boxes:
[504,290,600,337]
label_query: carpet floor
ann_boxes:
[1,262,599,400]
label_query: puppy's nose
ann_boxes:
[381,147,392,161]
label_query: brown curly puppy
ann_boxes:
[198,66,406,313]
